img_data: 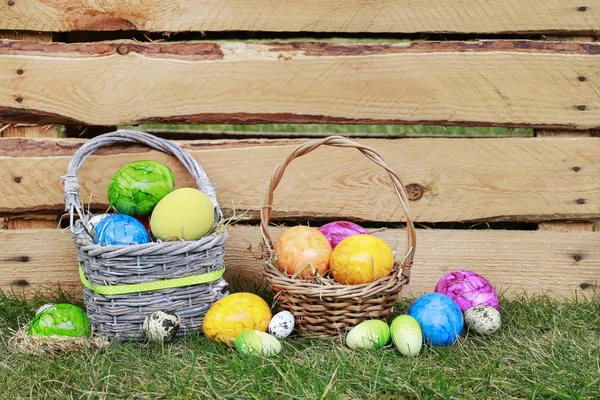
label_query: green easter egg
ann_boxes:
[108,160,175,217]
[28,304,91,338]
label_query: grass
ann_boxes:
[124,123,533,137]
[1,289,599,399]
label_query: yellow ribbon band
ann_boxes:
[79,263,225,295]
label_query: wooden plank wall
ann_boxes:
[0,2,598,299]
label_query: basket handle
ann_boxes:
[260,135,416,277]
[62,129,223,233]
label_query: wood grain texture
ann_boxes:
[0,0,598,34]
[1,227,597,299]
[1,40,599,128]
[0,137,599,223]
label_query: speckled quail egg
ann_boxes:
[268,311,295,339]
[143,310,181,343]
[464,305,501,336]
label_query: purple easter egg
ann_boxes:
[434,270,499,312]
[318,221,369,249]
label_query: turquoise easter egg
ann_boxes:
[93,214,151,245]
[28,304,91,338]
[108,160,175,217]
[409,293,463,346]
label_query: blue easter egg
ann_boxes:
[408,292,464,346]
[92,214,151,246]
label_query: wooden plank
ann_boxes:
[0,31,62,228]
[1,227,598,299]
[0,137,599,223]
[535,129,599,230]
[0,0,598,34]
[1,40,599,129]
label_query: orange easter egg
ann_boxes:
[274,226,332,279]
[330,234,394,285]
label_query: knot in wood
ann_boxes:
[117,44,130,55]
[578,6,587,12]
[405,183,424,201]
[7,0,14,6]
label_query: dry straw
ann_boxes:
[62,130,228,341]
[9,325,109,355]
[261,136,417,336]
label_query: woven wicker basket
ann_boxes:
[261,136,417,336]
[62,130,228,341]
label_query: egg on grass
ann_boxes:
[345,320,390,349]
[143,310,181,343]
[464,305,501,336]
[390,315,423,357]
[268,311,295,339]
[408,293,464,346]
[235,330,282,356]
[202,293,272,346]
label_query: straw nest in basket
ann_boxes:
[260,136,417,337]
[9,325,109,356]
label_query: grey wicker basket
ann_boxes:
[62,130,228,341]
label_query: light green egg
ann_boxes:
[390,315,423,357]
[235,330,282,356]
[346,320,390,349]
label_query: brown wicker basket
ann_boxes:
[260,136,417,336]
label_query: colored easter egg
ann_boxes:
[92,214,151,246]
[435,270,499,312]
[28,304,91,338]
[390,315,423,357]
[408,293,464,346]
[108,160,175,217]
[235,330,282,356]
[150,188,214,241]
[203,293,272,346]
[274,226,332,279]
[318,221,369,249]
[345,320,391,349]
[330,234,394,285]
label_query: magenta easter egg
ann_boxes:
[434,270,499,312]
[318,221,369,249]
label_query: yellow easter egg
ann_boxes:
[330,234,394,285]
[202,293,272,346]
[150,188,214,241]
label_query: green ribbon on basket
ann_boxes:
[78,263,225,295]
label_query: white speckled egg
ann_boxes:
[143,310,181,343]
[268,311,295,339]
[464,305,501,336]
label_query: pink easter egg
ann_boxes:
[434,270,499,311]
[318,221,369,249]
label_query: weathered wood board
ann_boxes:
[1,137,599,222]
[1,227,597,299]
[1,40,599,128]
[0,0,598,34]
